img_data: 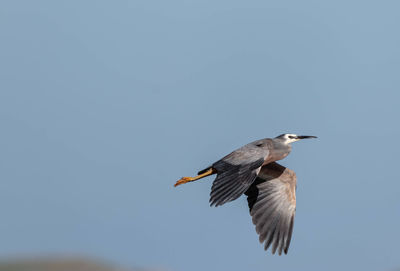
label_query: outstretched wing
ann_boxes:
[209,158,264,206]
[209,140,270,207]
[245,162,297,255]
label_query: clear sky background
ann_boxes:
[1,1,400,271]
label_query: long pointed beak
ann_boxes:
[297,135,317,139]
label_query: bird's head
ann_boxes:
[275,133,317,144]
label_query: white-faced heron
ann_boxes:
[174,133,317,255]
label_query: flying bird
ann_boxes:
[174,133,317,255]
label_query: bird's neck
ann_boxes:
[270,141,292,162]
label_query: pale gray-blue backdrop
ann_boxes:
[1,1,399,271]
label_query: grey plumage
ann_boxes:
[209,157,264,206]
[175,133,316,255]
[205,137,292,207]
[245,162,296,255]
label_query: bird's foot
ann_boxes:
[174,177,194,187]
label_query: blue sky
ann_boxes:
[1,1,400,270]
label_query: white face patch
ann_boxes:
[282,134,299,144]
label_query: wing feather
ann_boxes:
[204,139,272,207]
[209,158,264,207]
[244,162,297,255]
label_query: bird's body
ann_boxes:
[174,133,316,255]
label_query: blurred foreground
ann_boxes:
[0,258,156,271]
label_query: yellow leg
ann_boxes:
[174,168,215,187]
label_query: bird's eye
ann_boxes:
[288,136,295,139]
